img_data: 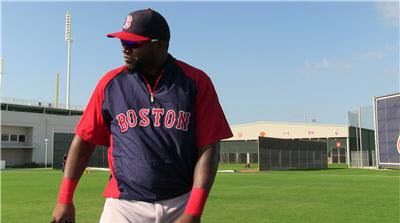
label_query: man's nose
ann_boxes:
[122,46,132,54]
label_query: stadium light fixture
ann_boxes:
[65,11,72,109]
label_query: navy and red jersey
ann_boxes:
[75,55,233,202]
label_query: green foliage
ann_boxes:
[2,167,399,223]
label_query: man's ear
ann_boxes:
[157,40,169,50]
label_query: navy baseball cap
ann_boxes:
[107,9,170,42]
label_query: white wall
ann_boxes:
[1,125,28,135]
[1,110,80,165]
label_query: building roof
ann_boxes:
[1,98,83,116]
[231,121,349,128]
[227,121,350,141]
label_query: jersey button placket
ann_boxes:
[142,73,163,103]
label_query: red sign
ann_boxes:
[336,142,341,148]
[259,131,266,137]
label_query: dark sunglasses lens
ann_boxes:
[121,40,139,48]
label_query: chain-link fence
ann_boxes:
[219,140,258,164]
[259,137,327,170]
[347,105,376,167]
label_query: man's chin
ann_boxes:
[125,63,136,72]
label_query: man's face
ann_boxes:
[121,40,157,72]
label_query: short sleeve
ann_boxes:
[75,84,111,146]
[195,76,233,148]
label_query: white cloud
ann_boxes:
[357,51,385,60]
[375,1,400,27]
[305,58,329,70]
[301,46,394,76]
[304,57,352,74]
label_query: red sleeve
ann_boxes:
[176,60,233,148]
[75,66,125,146]
[194,75,233,148]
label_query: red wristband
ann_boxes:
[57,177,78,204]
[184,187,208,217]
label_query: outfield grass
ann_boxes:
[2,165,399,223]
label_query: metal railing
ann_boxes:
[0,97,85,111]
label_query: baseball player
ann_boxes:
[51,8,232,223]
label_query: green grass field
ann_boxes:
[2,165,399,223]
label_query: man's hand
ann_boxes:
[174,213,200,223]
[50,203,75,223]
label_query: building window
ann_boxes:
[1,134,9,142]
[10,134,18,142]
[18,135,26,142]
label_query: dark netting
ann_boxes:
[259,137,327,170]
[53,132,108,169]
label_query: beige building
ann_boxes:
[229,121,348,140]
[221,121,375,166]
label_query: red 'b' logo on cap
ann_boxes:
[123,15,133,29]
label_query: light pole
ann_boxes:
[65,11,72,109]
[44,138,48,168]
[0,57,3,95]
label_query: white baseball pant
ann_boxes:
[99,192,190,223]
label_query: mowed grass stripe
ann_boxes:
[2,167,399,223]
[205,170,399,223]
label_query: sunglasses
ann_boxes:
[121,39,159,49]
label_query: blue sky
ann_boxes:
[1,1,399,125]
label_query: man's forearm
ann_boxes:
[52,136,96,222]
[177,143,219,221]
[64,135,96,180]
[192,143,220,191]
